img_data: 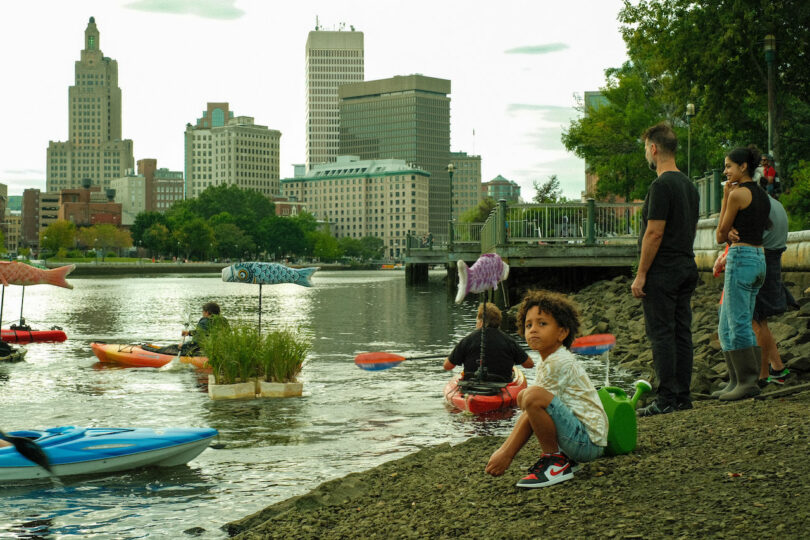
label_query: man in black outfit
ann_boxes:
[444,302,533,381]
[631,122,700,416]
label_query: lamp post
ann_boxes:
[686,103,696,179]
[446,163,455,228]
[764,34,776,156]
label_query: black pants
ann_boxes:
[641,263,698,407]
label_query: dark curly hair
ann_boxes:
[202,302,220,315]
[515,290,580,348]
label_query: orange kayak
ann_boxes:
[91,342,208,369]
[443,368,527,414]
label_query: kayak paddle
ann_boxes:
[0,430,53,473]
[354,352,448,371]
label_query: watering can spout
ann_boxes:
[630,379,652,409]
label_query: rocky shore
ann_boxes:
[224,276,810,539]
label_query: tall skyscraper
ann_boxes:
[184,103,281,199]
[339,75,451,238]
[305,27,364,170]
[46,17,134,192]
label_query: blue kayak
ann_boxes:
[0,426,217,482]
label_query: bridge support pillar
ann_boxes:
[405,263,428,285]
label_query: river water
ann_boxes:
[0,271,630,538]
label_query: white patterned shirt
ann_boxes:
[535,346,608,447]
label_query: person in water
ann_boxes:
[181,302,227,354]
[485,290,608,488]
[444,302,533,381]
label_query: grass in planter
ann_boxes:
[199,322,262,384]
[260,328,311,383]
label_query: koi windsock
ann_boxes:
[0,261,76,289]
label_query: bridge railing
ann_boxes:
[480,199,643,252]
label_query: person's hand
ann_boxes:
[631,273,646,298]
[712,253,727,277]
[485,448,513,476]
[728,227,740,243]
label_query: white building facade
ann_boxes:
[281,156,429,258]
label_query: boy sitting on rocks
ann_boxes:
[485,290,608,488]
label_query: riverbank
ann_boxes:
[225,390,810,539]
[225,275,810,539]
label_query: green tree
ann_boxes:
[459,197,496,223]
[338,236,363,259]
[617,0,810,186]
[191,184,275,232]
[130,211,167,245]
[780,160,810,230]
[259,216,307,258]
[359,236,384,260]
[562,61,662,200]
[175,218,215,260]
[94,224,120,261]
[310,230,341,261]
[213,223,255,260]
[143,223,171,257]
[532,175,563,203]
[41,221,76,257]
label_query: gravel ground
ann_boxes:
[224,276,810,539]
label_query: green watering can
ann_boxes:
[598,379,651,456]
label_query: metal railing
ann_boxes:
[481,199,643,252]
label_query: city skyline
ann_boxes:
[0,0,628,199]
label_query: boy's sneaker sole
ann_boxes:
[516,470,574,488]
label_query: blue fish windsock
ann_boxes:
[221,262,319,287]
[455,253,509,303]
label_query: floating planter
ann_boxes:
[207,374,256,400]
[200,323,309,401]
[257,380,303,398]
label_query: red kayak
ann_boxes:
[1,328,67,343]
[91,342,208,369]
[443,368,527,414]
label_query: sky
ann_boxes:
[0,0,629,200]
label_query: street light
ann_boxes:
[446,163,455,223]
[686,102,696,179]
[764,34,776,157]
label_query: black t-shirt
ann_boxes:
[448,328,528,381]
[639,170,700,271]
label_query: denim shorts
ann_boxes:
[547,396,605,462]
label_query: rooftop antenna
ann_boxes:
[315,15,319,30]
[472,128,476,155]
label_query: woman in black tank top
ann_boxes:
[713,146,768,401]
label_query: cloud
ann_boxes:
[124,0,245,20]
[504,43,569,55]
[507,103,577,124]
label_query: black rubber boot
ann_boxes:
[711,351,735,398]
[719,347,762,401]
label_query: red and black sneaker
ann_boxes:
[516,453,574,488]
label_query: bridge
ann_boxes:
[404,199,644,296]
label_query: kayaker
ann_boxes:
[444,302,533,381]
[485,290,608,488]
[181,302,227,354]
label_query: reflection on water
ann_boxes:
[0,271,630,538]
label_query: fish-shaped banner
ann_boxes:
[221,262,319,287]
[0,261,75,289]
[455,253,509,303]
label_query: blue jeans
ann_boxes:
[719,246,766,350]
[546,397,605,462]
